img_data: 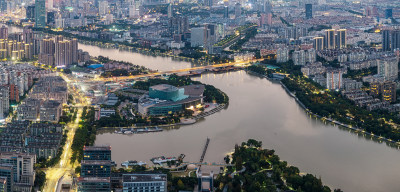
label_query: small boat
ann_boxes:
[123,131,133,134]
[121,160,147,167]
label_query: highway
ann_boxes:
[42,74,90,192]
[97,59,264,82]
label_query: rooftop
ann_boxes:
[182,84,205,97]
[122,174,167,183]
[150,84,179,92]
[81,160,112,165]
[78,177,110,183]
[83,146,111,151]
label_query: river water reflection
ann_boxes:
[96,71,400,192]
[8,25,400,192]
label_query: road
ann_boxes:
[96,59,264,82]
[43,74,90,192]
[42,106,82,192]
[40,59,261,191]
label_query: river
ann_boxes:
[7,25,400,192]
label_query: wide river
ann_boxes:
[8,25,400,191]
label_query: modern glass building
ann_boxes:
[139,84,204,116]
[0,165,12,192]
[149,84,188,102]
[78,177,111,192]
[305,4,312,19]
[81,160,112,178]
[34,0,46,28]
[83,146,111,161]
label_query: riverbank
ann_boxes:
[279,80,399,146]
[246,60,400,147]
[97,102,228,132]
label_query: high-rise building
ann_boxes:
[23,27,34,44]
[385,9,393,19]
[167,3,172,18]
[0,25,7,40]
[382,30,391,52]
[0,177,6,192]
[276,47,289,63]
[168,16,189,35]
[0,165,12,192]
[292,50,306,66]
[81,160,112,177]
[40,38,55,55]
[326,69,343,90]
[370,82,380,97]
[370,81,396,103]
[223,6,229,18]
[0,152,36,192]
[313,37,324,50]
[325,29,335,49]
[47,0,53,9]
[205,0,213,7]
[0,86,8,119]
[191,27,207,47]
[54,37,78,67]
[128,0,139,18]
[305,4,312,19]
[336,29,347,49]
[26,5,35,19]
[306,48,316,63]
[381,81,396,103]
[83,146,111,161]
[34,0,46,28]
[0,0,6,13]
[99,1,109,16]
[391,30,400,51]
[78,145,112,192]
[263,0,272,14]
[78,177,111,192]
[47,11,55,24]
[205,24,217,45]
[378,56,399,81]
[235,3,241,19]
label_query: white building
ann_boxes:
[326,69,343,90]
[99,1,109,16]
[306,48,316,63]
[378,56,399,81]
[191,27,207,47]
[276,47,289,63]
[292,50,306,65]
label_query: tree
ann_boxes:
[75,166,81,174]
[34,171,46,191]
[177,179,185,190]
[235,156,243,171]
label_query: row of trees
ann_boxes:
[257,54,400,142]
[70,107,96,163]
[282,77,400,141]
[230,27,258,51]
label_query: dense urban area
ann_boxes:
[0,0,397,191]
